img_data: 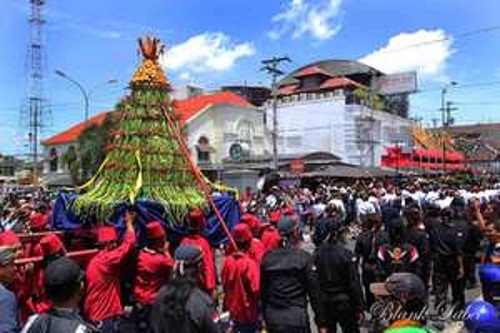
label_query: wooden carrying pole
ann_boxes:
[15,249,98,265]
[159,104,237,250]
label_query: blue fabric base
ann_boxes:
[51,191,241,246]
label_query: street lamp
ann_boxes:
[55,70,117,123]
[440,81,458,172]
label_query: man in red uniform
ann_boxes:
[84,211,136,333]
[240,214,265,265]
[133,221,173,333]
[30,233,66,314]
[261,211,282,252]
[222,223,260,333]
[181,209,217,299]
[0,231,31,322]
[28,204,49,232]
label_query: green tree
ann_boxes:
[78,115,114,182]
[353,87,385,110]
[62,145,80,185]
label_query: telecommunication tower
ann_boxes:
[20,0,50,184]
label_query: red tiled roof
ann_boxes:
[320,77,364,89]
[42,113,108,146]
[42,91,252,146]
[173,91,251,126]
[294,66,333,78]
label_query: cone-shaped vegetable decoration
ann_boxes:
[74,36,205,224]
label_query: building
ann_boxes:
[221,86,271,107]
[0,154,25,184]
[266,59,415,167]
[41,90,269,187]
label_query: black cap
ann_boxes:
[174,244,203,264]
[44,257,84,289]
[277,216,297,236]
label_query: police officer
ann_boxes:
[260,216,319,333]
[354,213,388,309]
[425,206,465,313]
[312,220,363,333]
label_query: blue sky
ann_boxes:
[1,0,500,155]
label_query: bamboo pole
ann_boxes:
[159,104,238,250]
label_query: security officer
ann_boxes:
[403,206,431,288]
[260,216,320,333]
[354,213,388,309]
[376,217,420,280]
[425,206,465,313]
[312,220,363,333]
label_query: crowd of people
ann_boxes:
[1,176,500,332]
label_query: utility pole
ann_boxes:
[440,81,458,172]
[261,56,291,171]
[442,101,458,172]
[21,0,49,186]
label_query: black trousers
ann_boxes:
[320,295,360,333]
[361,268,376,310]
[433,256,465,313]
[464,254,477,284]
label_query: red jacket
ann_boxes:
[133,248,174,305]
[221,251,260,324]
[249,238,265,265]
[261,226,281,252]
[29,213,48,232]
[28,264,52,314]
[84,230,136,321]
[181,234,216,293]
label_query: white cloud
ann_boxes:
[359,29,454,80]
[269,0,343,41]
[161,32,255,78]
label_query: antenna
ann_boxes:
[19,0,51,185]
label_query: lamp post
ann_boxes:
[440,81,458,172]
[55,70,117,123]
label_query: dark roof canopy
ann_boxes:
[279,59,382,86]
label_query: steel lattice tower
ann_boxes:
[21,0,50,184]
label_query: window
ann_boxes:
[236,120,255,143]
[49,148,58,172]
[196,136,211,163]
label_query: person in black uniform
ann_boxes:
[425,205,465,313]
[354,213,388,310]
[149,245,221,333]
[312,220,363,333]
[376,217,420,280]
[261,216,320,333]
[22,257,98,333]
[403,206,431,288]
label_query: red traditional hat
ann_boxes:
[232,223,252,243]
[97,226,118,243]
[0,231,21,247]
[282,206,294,216]
[269,211,282,225]
[188,209,206,227]
[147,221,166,240]
[241,213,261,232]
[39,234,65,257]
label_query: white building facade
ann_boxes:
[266,60,415,167]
